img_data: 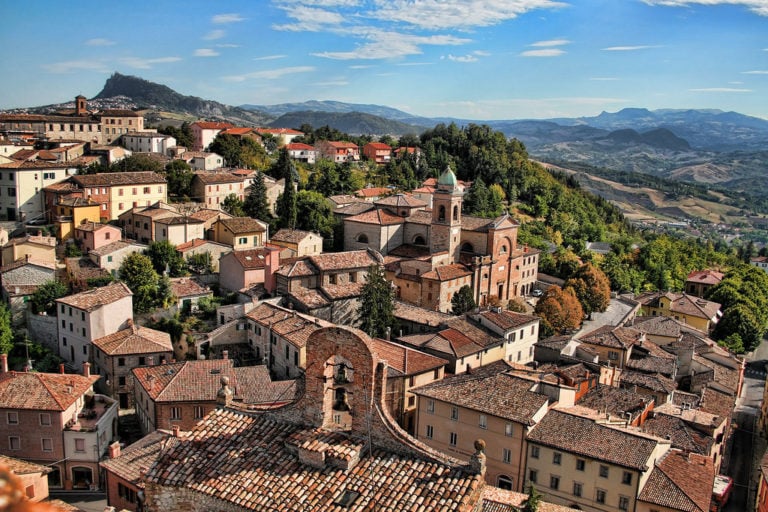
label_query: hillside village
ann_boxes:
[0,96,766,512]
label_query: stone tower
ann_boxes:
[430,166,463,261]
[75,95,87,116]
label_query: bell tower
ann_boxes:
[75,95,87,116]
[430,166,463,262]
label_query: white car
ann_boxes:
[532,288,543,297]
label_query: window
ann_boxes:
[549,475,560,490]
[479,414,487,429]
[426,399,435,414]
[143,187,150,194]
[8,436,20,450]
[119,188,124,196]
[285,345,290,359]
[553,452,562,465]
[82,328,86,337]
[425,425,433,439]
[502,448,511,464]
[529,470,538,484]
[450,407,459,421]
[171,407,181,420]
[39,413,51,426]
[622,471,632,485]
[118,377,126,386]
[608,351,619,360]
[576,459,585,471]
[505,423,513,437]
[118,358,126,367]
[194,406,204,419]
[7,412,18,425]
[573,482,583,497]
[599,465,609,478]
[595,489,605,503]
[619,496,630,511]
[75,438,85,452]
[238,237,247,245]
[530,445,540,459]
[118,483,137,503]
[449,432,457,446]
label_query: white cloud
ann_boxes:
[642,1,768,17]
[222,66,316,82]
[85,38,115,46]
[212,13,246,24]
[42,60,110,74]
[729,81,744,84]
[194,49,220,57]
[373,0,569,30]
[602,45,659,51]
[272,5,347,31]
[349,64,375,69]
[530,39,570,47]
[216,44,241,48]
[118,56,182,69]
[254,54,287,61]
[446,54,479,62]
[688,87,752,92]
[312,79,350,86]
[312,31,469,59]
[742,70,768,74]
[520,48,565,57]
[204,30,226,40]
[590,77,619,81]
[396,62,434,66]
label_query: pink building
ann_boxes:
[218,247,280,294]
[74,222,122,252]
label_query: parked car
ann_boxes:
[532,288,543,297]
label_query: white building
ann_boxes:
[120,132,176,155]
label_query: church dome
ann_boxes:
[437,166,458,187]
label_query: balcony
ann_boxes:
[65,393,117,432]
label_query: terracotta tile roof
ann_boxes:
[642,414,713,455]
[100,430,174,488]
[0,258,55,274]
[635,291,721,321]
[271,314,324,349]
[276,258,317,277]
[374,193,426,208]
[334,201,376,216]
[193,171,244,184]
[155,216,204,225]
[321,282,366,300]
[220,127,256,136]
[256,127,304,136]
[369,338,448,375]
[406,209,434,225]
[74,221,114,233]
[577,384,653,422]
[271,228,314,244]
[477,309,538,331]
[232,366,298,404]
[345,208,405,225]
[620,370,677,394]
[637,450,714,512]
[355,186,390,198]
[695,387,734,425]
[444,317,502,348]
[3,234,56,248]
[246,302,294,325]
[481,488,580,512]
[393,301,452,328]
[217,216,266,234]
[175,239,230,252]
[71,171,166,187]
[169,277,210,298]
[421,264,472,281]
[192,121,234,130]
[225,248,274,269]
[579,324,643,350]
[0,371,98,411]
[89,240,146,257]
[686,270,724,285]
[0,454,51,475]
[364,142,392,150]
[288,288,331,309]
[286,142,315,150]
[189,208,228,222]
[92,325,172,356]
[56,281,132,312]
[413,372,549,424]
[146,407,482,511]
[387,244,432,259]
[692,353,741,394]
[527,409,661,471]
[308,249,380,271]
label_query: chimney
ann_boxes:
[0,354,7,373]
[59,363,65,374]
[108,441,121,459]
[83,362,91,378]
[222,350,229,360]
[172,425,180,438]
[147,356,154,366]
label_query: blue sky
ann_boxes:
[1,0,766,120]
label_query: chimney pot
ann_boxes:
[0,354,7,373]
[147,356,154,366]
[83,362,91,378]
[223,350,228,360]
[108,441,121,459]
[172,425,180,438]
[59,363,65,374]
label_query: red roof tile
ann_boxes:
[0,372,98,411]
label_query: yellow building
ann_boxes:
[212,217,267,250]
[1,234,56,266]
[54,198,102,240]
[635,291,722,332]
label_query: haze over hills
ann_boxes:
[9,73,768,197]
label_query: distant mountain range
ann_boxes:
[11,73,768,194]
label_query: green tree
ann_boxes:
[30,280,68,315]
[0,304,12,355]
[186,252,213,274]
[463,177,490,216]
[119,253,160,313]
[451,285,476,315]
[222,193,245,217]
[164,160,195,200]
[719,333,745,354]
[209,133,243,166]
[275,148,297,229]
[522,485,541,512]
[295,190,336,238]
[358,265,395,338]
[244,171,272,221]
[146,240,187,277]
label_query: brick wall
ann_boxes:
[104,471,140,512]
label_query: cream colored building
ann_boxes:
[525,408,671,512]
[1,234,56,266]
[269,228,323,258]
[154,216,206,245]
[212,217,267,250]
[0,160,77,221]
[413,366,550,492]
[71,172,167,221]
[470,309,540,365]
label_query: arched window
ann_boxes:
[453,205,459,220]
[461,242,474,253]
[356,233,369,243]
[497,475,513,490]
[413,235,426,245]
[438,205,446,221]
[499,245,507,254]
